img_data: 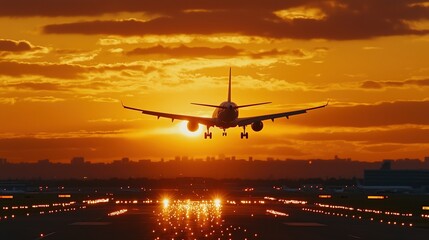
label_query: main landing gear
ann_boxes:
[240,126,249,139]
[222,129,227,136]
[204,126,212,139]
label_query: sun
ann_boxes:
[178,121,203,137]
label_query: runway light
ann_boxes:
[108,209,127,216]
[318,195,331,199]
[163,198,170,208]
[0,195,13,199]
[266,209,289,217]
[214,199,221,208]
[367,195,385,200]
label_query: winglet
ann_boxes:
[228,67,232,103]
[120,100,125,108]
[325,99,330,106]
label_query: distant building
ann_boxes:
[71,157,85,165]
[364,160,429,188]
[380,160,392,170]
[0,158,7,164]
[38,159,50,164]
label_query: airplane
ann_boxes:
[355,181,414,193]
[122,68,328,139]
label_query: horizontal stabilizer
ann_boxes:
[192,102,271,109]
[236,102,271,108]
[191,103,227,109]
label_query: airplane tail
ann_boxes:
[228,67,231,103]
[191,67,271,109]
[227,67,271,108]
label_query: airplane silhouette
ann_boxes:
[122,68,328,139]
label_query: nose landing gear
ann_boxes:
[222,129,227,136]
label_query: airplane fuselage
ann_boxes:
[212,101,238,128]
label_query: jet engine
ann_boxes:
[187,121,199,132]
[251,121,263,132]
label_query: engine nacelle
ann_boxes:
[187,121,199,132]
[251,121,263,132]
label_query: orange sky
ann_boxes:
[1,0,429,163]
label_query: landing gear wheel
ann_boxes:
[222,130,227,136]
[240,132,248,139]
[204,126,212,139]
[240,126,249,139]
[204,132,212,139]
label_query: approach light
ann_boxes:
[163,198,170,208]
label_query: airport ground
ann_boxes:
[0,182,429,240]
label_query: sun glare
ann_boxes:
[178,121,203,137]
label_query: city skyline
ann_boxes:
[1,1,429,162]
[1,155,429,179]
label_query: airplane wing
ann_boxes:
[122,102,216,127]
[236,102,328,126]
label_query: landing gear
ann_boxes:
[204,132,212,139]
[240,126,249,139]
[204,126,212,139]
[222,129,227,136]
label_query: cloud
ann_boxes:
[0,39,48,59]
[59,50,100,64]
[360,144,406,153]
[80,96,118,103]
[0,39,33,52]
[361,79,429,89]
[0,61,86,79]
[0,97,16,104]
[291,100,429,127]
[23,96,65,103]
[5,82,63,91]
[127,44,242,57]
[296,126,429,144]
[250,48,307,59]
[40,0,429,40]
[126,44,310,59]
[0,60,152,79]
[0,0,300,17]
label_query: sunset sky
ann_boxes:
[1,0,429,163]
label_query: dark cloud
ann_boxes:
[361,79,429,89]
[0,39,33,52]
[126,44,307,59]
[0,61,149,79]
[296,127,429,144]
[127,44,242,57]
[250,49,307,58]
[5,82,63,91]
[0,61,85,79]
[361,81,383,89]
[360,144,405,153]
[40,0,429,40]
[0,0,303,17]
[291,100,429,127]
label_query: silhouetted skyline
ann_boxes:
[1,156,428,180]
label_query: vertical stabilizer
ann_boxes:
[228,67,232,103]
